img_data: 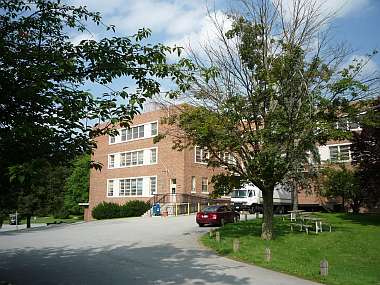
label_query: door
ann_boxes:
[170,178,177,203]
[170,178,176,194]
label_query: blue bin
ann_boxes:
[153,203,161,216]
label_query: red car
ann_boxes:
[196,205,240,227]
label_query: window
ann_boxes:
[138,125,144,138]
[108,155,115,168]
[150,148,157,164]
[131,179,137,195]
[202,177,208,193]
[329,144,351,162]
[195,147,209,163]
[125,179,131,196]
[138,151,144,165]
[131,152,138,165]
[118,150,147,168]
[137,178,143,195]
[151,122,158,136]
[109,136,115,144]
[336,119,361,131]
[223,152,236,165]
[133,127,138,139]
[120,153,127,167]
[191,176,196,193]
[107,180,114,196]
[120,129,127,142]
[127,128,133,140]
[119,179,126,196]
[126,152,132,166]
[150,177,157,195]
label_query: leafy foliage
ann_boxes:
[351,99,380,208]
[0,0,193,219]
[170,1,377,239]
[320,166,360,212]
[92,202,121,220]
[64,155,90,214]
[92,201,150,220]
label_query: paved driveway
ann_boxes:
[0,215,320,285]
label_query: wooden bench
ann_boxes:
[290,223,313,234]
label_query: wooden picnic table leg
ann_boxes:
[320,221,323,233]
[315,221,318,234]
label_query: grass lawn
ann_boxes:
[201,213,380,285]
[21,215,83,224]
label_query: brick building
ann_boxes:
[88,106,359,220]
[87,106,224,220]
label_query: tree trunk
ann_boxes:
[26,215,31,228]
[261,187,274,240]
[292,181,298,211]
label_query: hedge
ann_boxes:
[92,201,151,220]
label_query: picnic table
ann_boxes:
[288,210,304,221]
[302,217,323,234]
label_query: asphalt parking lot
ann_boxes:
[0,214,320,285]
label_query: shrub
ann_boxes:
[92,202,121,220]
[92,201,151,220]
[120,201,151,217]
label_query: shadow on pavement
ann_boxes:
[0,243,250,285]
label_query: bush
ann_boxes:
[92,201,151,220]
[92,202,121,220]
[120,201,151,217]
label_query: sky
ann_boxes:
[67,0,380,99]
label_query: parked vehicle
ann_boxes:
[231,184,291,214]
[9,213,21,225]
[196,205,240,227]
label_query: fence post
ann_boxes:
[175,203,178,216]
[187,203,190,215]
[208,202,210,206]
[197,203,200,213]
[265,248,271,262]
[233,239,240,253]
[215,231,220,242]
[320,259,328,276]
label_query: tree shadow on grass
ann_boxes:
[0,243,251,285]
[218,218,294,240]
[336,213,380,227]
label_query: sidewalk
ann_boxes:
[0,223,47,233]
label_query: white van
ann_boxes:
[231,184,291,213]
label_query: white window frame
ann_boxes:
[150,148,157,164]
[150,176,157,195]
[110,147,157,169]
[108,120,158,145]
[109,136,116,144]
[195,147,209,164]
[107,180,114,197]
[191,176,196,193]
[151,122,158,136]
[201,177,208,193]
[328,143,352,162]
[108,154,115,168]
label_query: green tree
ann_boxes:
[64,155,90,215]
[0,0,193,224]
[168,0,377,239]
[320,166,361,213]
[351,98,380,209]
[9,159,69,227]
